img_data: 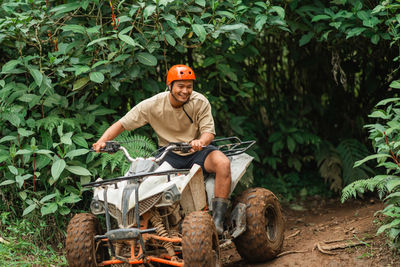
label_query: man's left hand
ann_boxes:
[190,139,204,152]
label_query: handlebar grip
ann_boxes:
[90,141,121,153]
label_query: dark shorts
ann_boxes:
[161,145,218,174]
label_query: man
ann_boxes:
[92,64,231,234]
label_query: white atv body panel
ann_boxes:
[93,163,206,212]
[93,152,253,215]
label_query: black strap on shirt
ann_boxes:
[182,103,193,124]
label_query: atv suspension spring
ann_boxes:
[150,210,175,257]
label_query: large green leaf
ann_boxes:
[376,97,400,106]
[16,175,24,188]
[163,14,177,24]
[73,77,90,91]
[28,66,43,87]
[1,59,22,73]
[50,2,81,16]
[22,204,37,216]
[8,165,18,175]
[389,80,400,89]
[18,128,35,137]
[0,136,17,143]
[61,194,81,204]
[7,113,20,127]
[0,180,15,186]
[254,14,267,31]
[65,149,89,159]
[137,53,157,66]
[165,34,176,46]
[270,6,285,19]
[75,66,90,76]
[195,0,206,7]
[299,32,314,46]
[386,178,400,192]
[18,94,40,103]
[87,35,116,47]
[312,15,331,22]
[15,149,32,155]
[66,165,92,176]
[90,72,104,83]
[175,27,186,39]
[216,11,235,19]
[40,193,58,204]
[144,5,156,19]
[61,132,73,145]
[118,33,140,47]
[72,136,89,148]
[346,27,367,38]
[354,154,391,167]
[192,24,206,42]
[92,60,109,69]
[35,149,53,155]
[61,24,86,34]
[51,159,66,180]
[41,203,58,216]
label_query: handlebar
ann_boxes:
[90,141,194,163]
[91,137,255,163]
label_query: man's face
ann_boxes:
[171,80,193,103]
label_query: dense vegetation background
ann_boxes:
[0,0,399,263]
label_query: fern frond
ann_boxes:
[315,140,343,192]
[100,132,156,176]
[341,179,368,202]
[341,174,390,202]
[337,139,374,184]
[35,116,63,135]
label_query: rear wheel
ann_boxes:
[233,188,284,262]
[66,213,108,267]
[182,211,221,267]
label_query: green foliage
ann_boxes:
[1,0,400,257]
[0,0,290,250]
[342,98,400,250]
[337,139,374,184]
[0,212,66,266]
[315,139,374,192]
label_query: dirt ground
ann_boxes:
[222,197,400,267]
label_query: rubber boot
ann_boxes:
[212,198,230,235]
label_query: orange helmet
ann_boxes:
[166,64,196,85]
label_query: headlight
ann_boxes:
[157,184,181,207]
[90,199,104,214]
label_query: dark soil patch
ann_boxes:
[223,197,399,267]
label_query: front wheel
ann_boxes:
[182,211,221,267]
[66,213,108,267]
[233,188,284,262]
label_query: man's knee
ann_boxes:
[205,150,231,174]
[213,152,231,175]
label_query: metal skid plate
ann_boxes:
[230,202,247,238]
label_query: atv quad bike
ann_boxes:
[66,137,284,266]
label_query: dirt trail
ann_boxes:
[223,197,399,267]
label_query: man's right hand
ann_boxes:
[92,121,126,152]
[92,141,106,152]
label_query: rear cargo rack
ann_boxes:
[211,136,255,156]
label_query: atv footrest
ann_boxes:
[96,227,157,241]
